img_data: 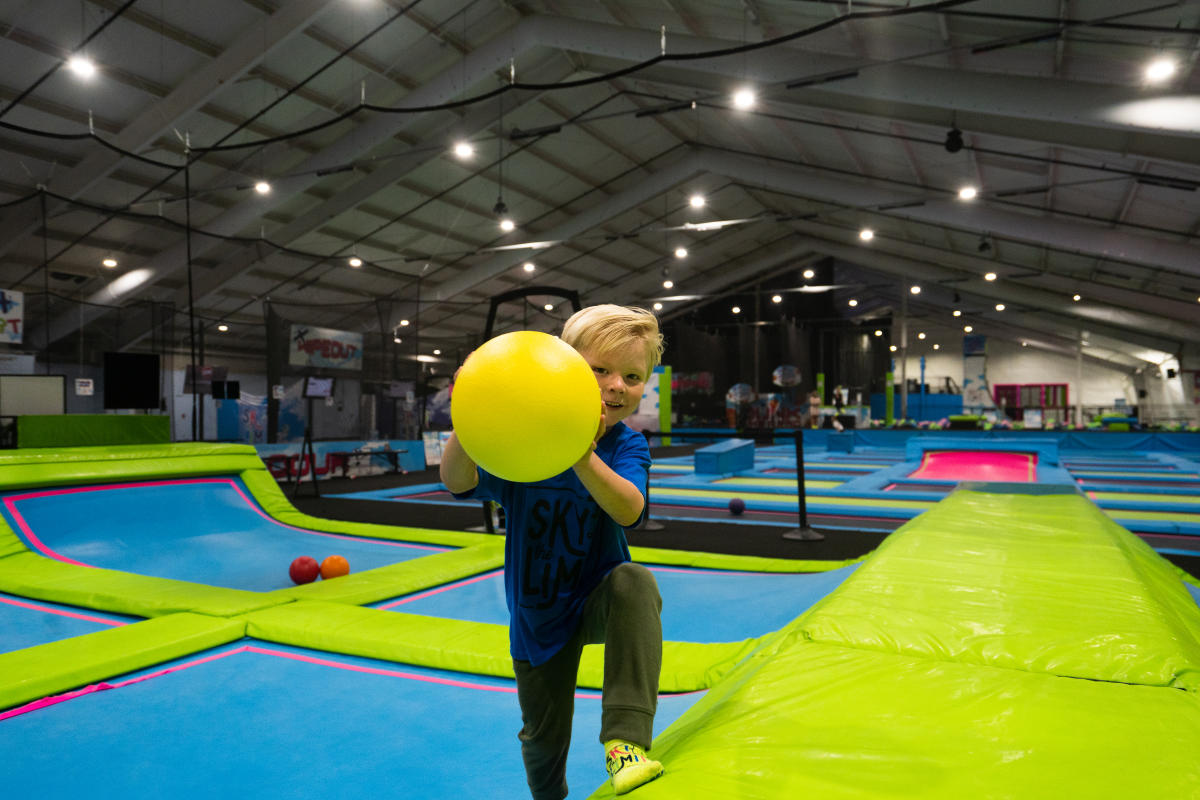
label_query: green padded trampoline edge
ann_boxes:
[0,551,287,618]
[0,613,245,713]
[240,600,770,693]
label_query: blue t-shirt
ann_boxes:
[459,422,650,666]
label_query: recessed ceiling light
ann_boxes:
[674,247,688,259]
[859,228,874,241]
[433,349,441,355]
[653,302,663,311]
[1145,57,1176,83]
[453,142,474,159]
[953,309,962,317]
[102,258,118,268]
[910,285,921,294]
[874,329,883,337]
[254,181,271,194]
[688,194,705,208]
[393,336,402,344]
[995,303,1005,311]
[803,269,815,279]
[216,324,229,333]
[348,257,362,268]
[848,299,858,307]
[889,345,897,352]
[732,88,756,109]
[1072,294,1081,301]
[984,272,997,281]
[523,262,535,273]
[771,294,782,303]
[543,304,553,311]
[499,218,516,232]
[933,344,940,350]
[918,332,926,339]
[958,186,978,200]
[964,325,973,332]
[400,319,410,326]
[731,305,741,314]
[66,55,96,78]
[662,279,674,289]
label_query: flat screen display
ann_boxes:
[303,376,335,398]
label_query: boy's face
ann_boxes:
[577,341,649,431]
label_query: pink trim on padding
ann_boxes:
[0,644,604,722]
[378,569,502,610]
[0,595,127,626]
[3,478,448,567]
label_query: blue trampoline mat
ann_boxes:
[0,592,138,654]
[0,641,703,799]
[375,563,859,643]
[0,478,450,592]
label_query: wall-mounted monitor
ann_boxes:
[103,352,160,409]
[302,376,335,398]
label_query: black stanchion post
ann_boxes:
[782,427,824,541]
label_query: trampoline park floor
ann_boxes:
[322,439,1200,568]
[6,443,1200,798]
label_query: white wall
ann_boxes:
[894,336,1135,409]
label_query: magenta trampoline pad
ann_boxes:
[908,450,1037,482]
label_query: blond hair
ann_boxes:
[560,304,664,375]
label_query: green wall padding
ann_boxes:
[798,490,1200,689]
[585,634,1200,799]
[241,600,762,692]
[0,552,286,618]
[17,414,170,448]
[0,444,266,491]
[0,613,245,712]
[264,541,505,605]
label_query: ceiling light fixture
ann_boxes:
[399,319,410,326]
[803,268,815,279]
[958,186,978,200]
[889,345,898,352]
[653,302,663,311]
[102,258,118,268]
[1072,294,1081,301]
[453,141,474,159]
[348,257,362,268]
[933,344,940,350]
[984,272,997,281]
[674,247,688,259]
[731,305,742,314]
[963,325,973,332]
[771,294,782,304]
[543,304,553,311]
[523,262,535,273]
[918,332,926,339]
[688,194,705,208]
[66,55,96,78]
[859,228,874,241]
[216,324,229,333]
[910,285,921,294]
[1145,57,1176,83]
[953,309,962,317]
[848,299,858,307]
[254,181,271,195]
[663,279,674,289]
[732,88,756,109]
[874,329,883,337]
[995,303,1005,311]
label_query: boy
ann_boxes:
[440,305,665,799]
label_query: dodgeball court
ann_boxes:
[3,442,1200,797]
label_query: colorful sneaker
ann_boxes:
[604,740,664,795]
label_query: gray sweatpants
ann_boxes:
[512,562,663,800]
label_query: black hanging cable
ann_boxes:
[185,163,198,442]
[41,191,50,374]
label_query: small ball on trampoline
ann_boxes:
[289,556,320,584]
[728,497,746,516]
[321,555,350,580]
